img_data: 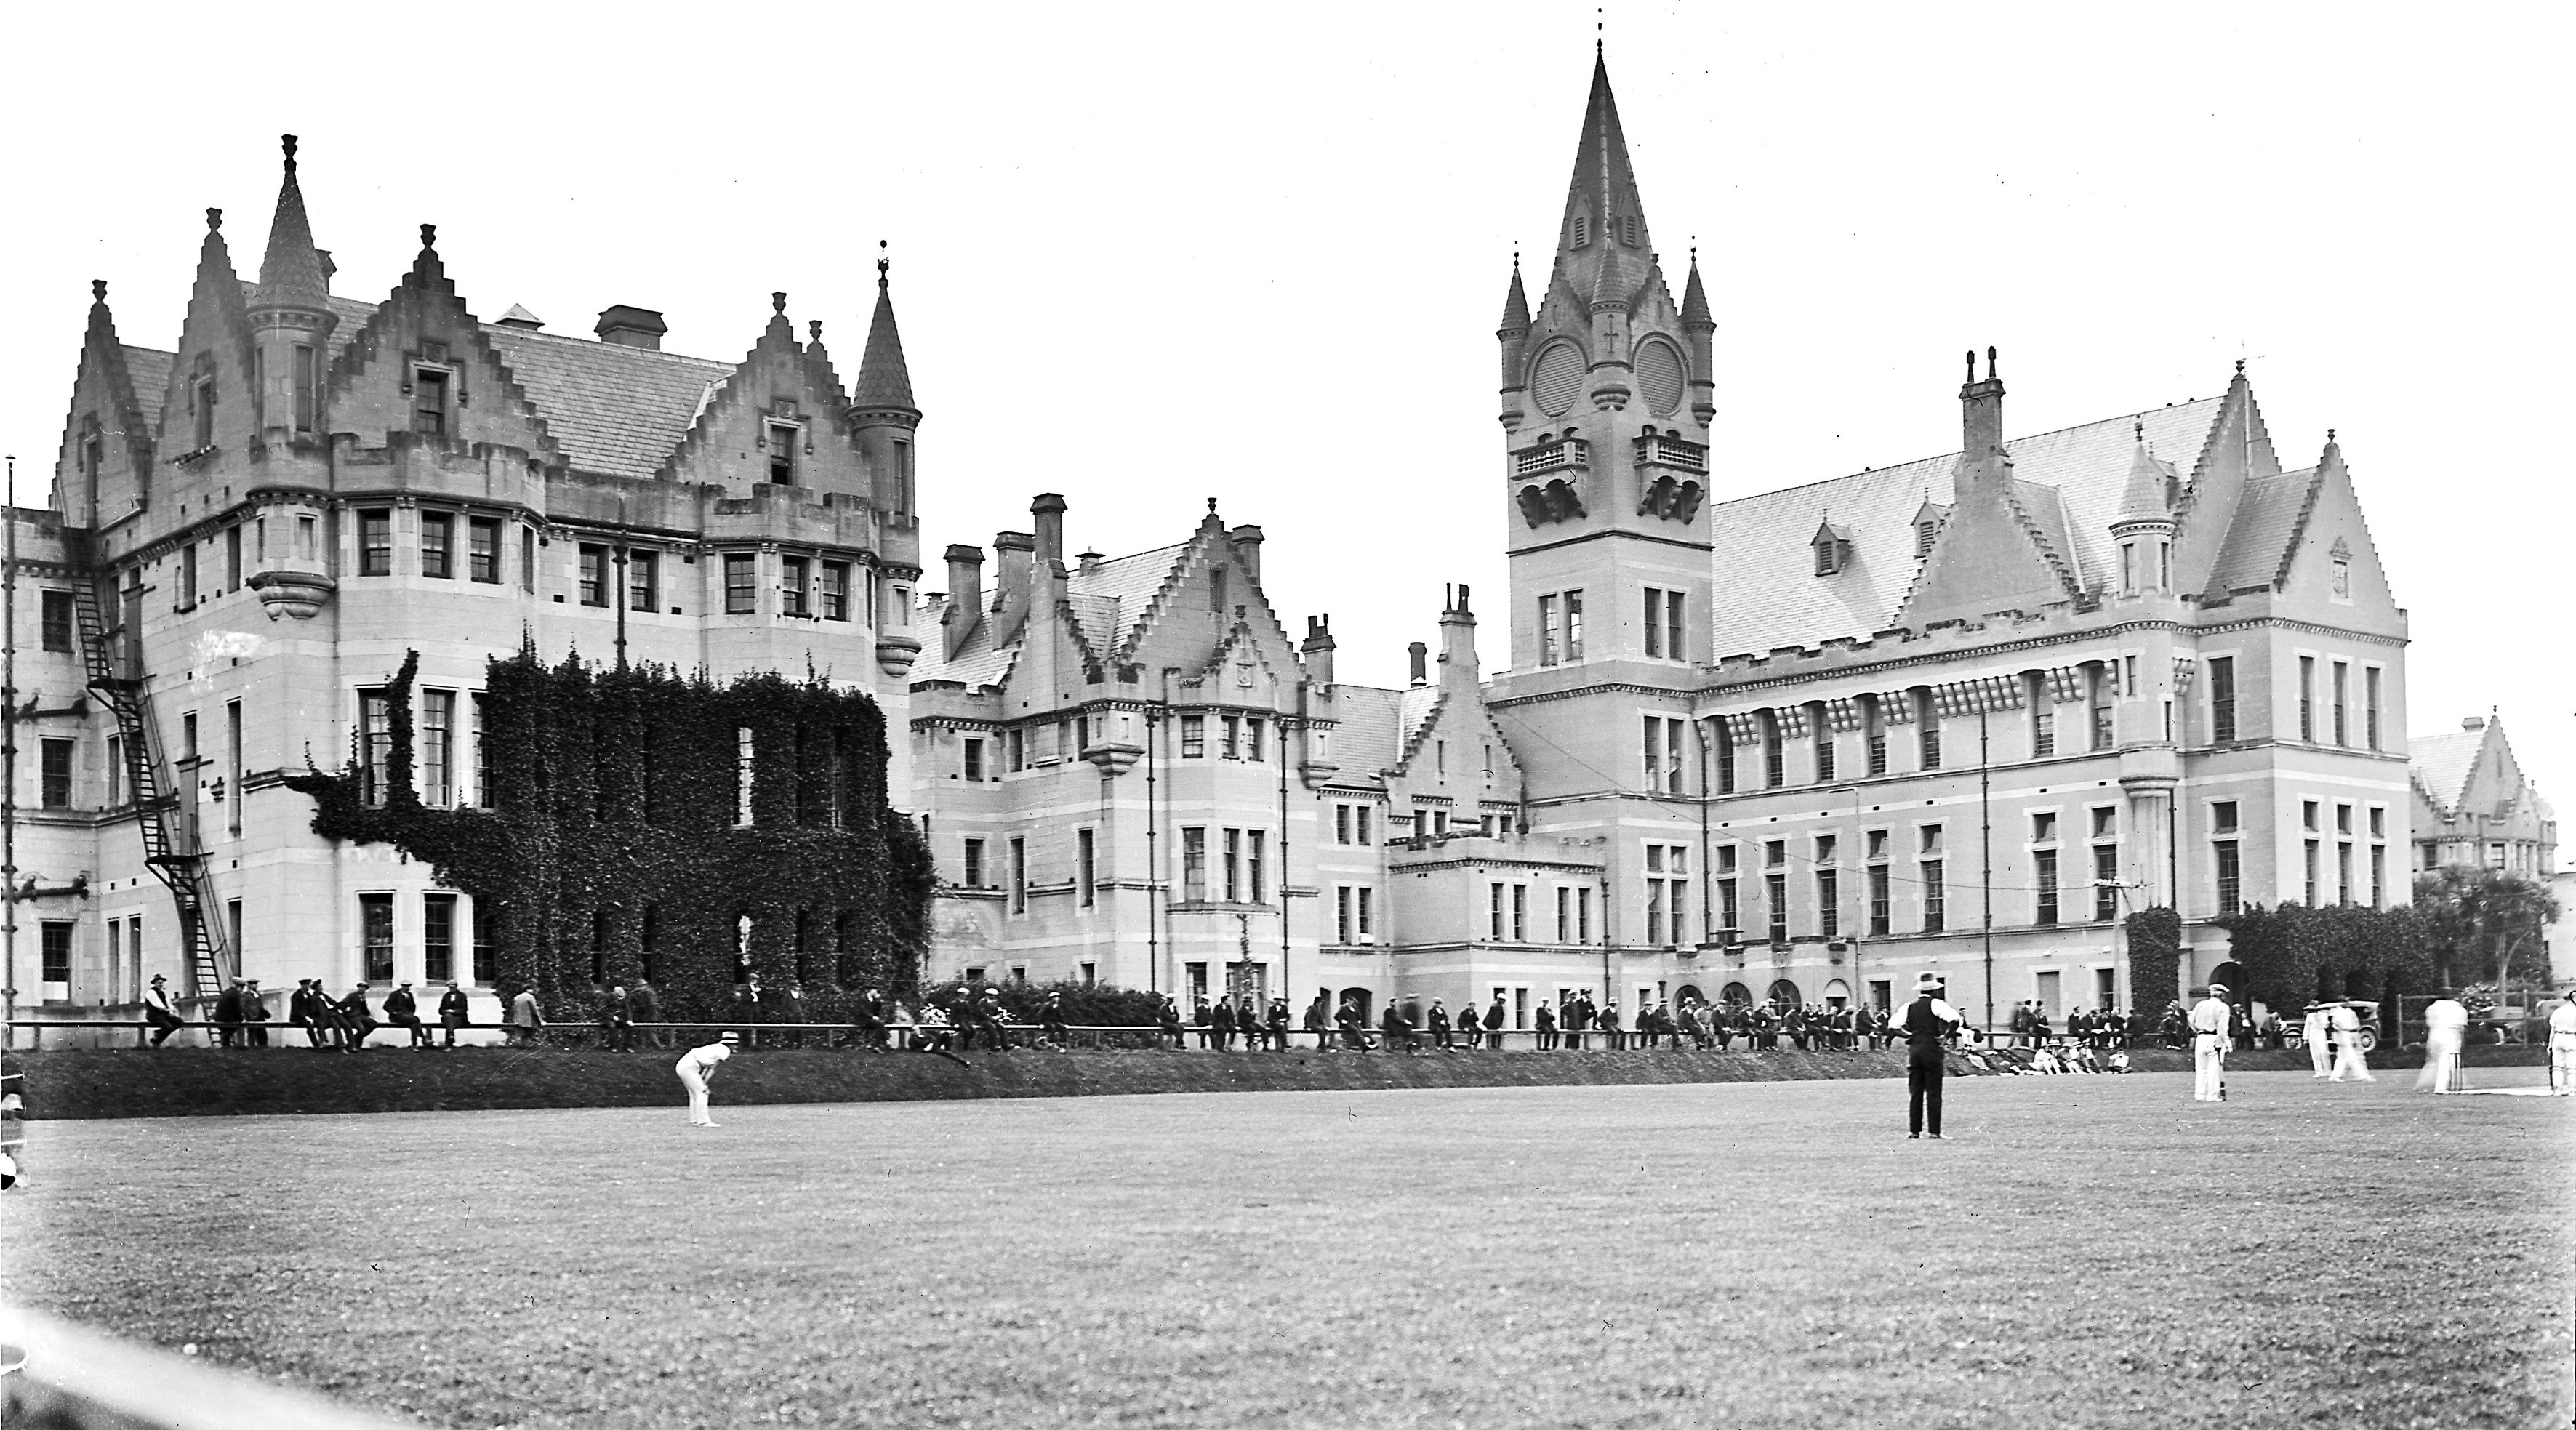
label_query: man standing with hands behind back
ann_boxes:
[2189,984,2234,1102]
[1900,971,1962,1140]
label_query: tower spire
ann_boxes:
[852,240,918,424]
[1548,51,1655,312]
[250,134,332,314]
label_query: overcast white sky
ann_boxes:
[3,1,2566,862]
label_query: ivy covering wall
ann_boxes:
[2124,907,2183,1015]
[2212,903,2433,1014]
[288,648,933,1022]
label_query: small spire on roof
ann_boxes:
[1964,349,1975,382]
[2327,427,2336,443]
[773,291,787,315]
[1986,345,1997,381]
[207,208,222,232]
[2135,417,2144,442]
[1596,6,1603,55]
[878,238,891,288]
[2235,358,2245,376]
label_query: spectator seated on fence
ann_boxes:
[917,1004,953,1052]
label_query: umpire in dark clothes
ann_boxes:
[1901,971,1964,1139]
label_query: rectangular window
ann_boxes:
[1358,886,1376,937]
[2299,656,2316,741]
[360,893,396,982]
[2032,707,2054,758]
[1538,593,1560,666]
[2216,840,2242,915]
[768,422,798,485]
[1009,837,1027,914]
[2034,849,2059,925]
[1815,724,1836,783]
[1762,715,1784,787]
[1247,719,1265,762]
[413,369,449,436]
[963,737,984,782]
[1181,715,1205,758]
[1490,883,1506,941]
[578,545,609,606]
[1919,698,1943,769]
[2303,840,2320,904]
[628,551,658,612]
[420,512,453,579]
[963,837,986,887]
[1512,883,1528,942]
[521,527,536,592]
[1717,877,1739,935]
[226,700,243,835]
[1223,828,1242,901]
[193,377,217,448]
[1357,807,1373,846]
[1921,860,1946,932]
[724,554,757,614]
[422,689,454,807]
[41,590,73,653]
[1222,715,1242,760]
[179,542,198,608]
[1336,805,1352,845]
[2364,667,2383,750]
[1183,827,1208,901]
[1643,586,1664,659]
[781,555,811,616]
[2212,800,2239,835]
[1642,715,1684,794]
[1563,589,1584,659]
[1864,699,1889,774]
[1867,865,1890,936]
[1576,887,1591,943]
[1249,830,1267,904]
[464,518,499,582]
[821,561,850,620]
[1644,843,1690,945]
[1666,588,1685,661]
[2094,845,2119,921]
[734,726,755,827]
[1555,886,1571,943]
[1078,828,1097,907]
[39,739,72,809]
[1765,872,1788,944]
[423,893,457,984]
[1817,869,1839,938]
[2337,842,2353,905]
[2331,662,2349,746]
[2209,656,2236,743]
[225,525,242,591]
[360,510,393,576]
[1007,730,1025,773]
[293,343,316,433]
[41,921,72,990]
[2370,844,2386,908]
[2089,667,2114,750]
[358,688,393,806]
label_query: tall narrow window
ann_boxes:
[1249,831,1267,904]
[734,726,755,827]
[725,553,757,614]
[627,550,657,611]
[767,422,798,484]
[226,700,243,835]
[1008,837,1027,914]
[293,344,316,433]
[1762,713,1784,788]
[2216,840,2242,915]
[1643,587,1664,659]
[1867,864,1890,936]
[41,590,71,653]
[1223,829,1243,901]
[360,893,396,982]
[468,518,501,582]
[193,377,217,449]
[358,688,393,806]
[1714,718,1738,794]
[1181,715,1205,758]
[421,689,454,806]
[413,369,449,436]
[578,545,609,606]
[1920,859,1946,933]
[781,555,811,616]
[1917,691,1943,769]
[423,893,457,983]
[1814,718,1836,783]
[2330,662,2349,746]
[1865,697,1889,774]
[2298,656,2316,741]
[180,543,198,607]
[521,527,536,592]
[1183,827,1207,902]
[360,510,393,576]
[2088,665,2114,750]
[820,561,850,620]
[470,694,489,807]
[1564,590,1584,659]
[2034,849,2060,925]
[421,513,453,579]
[1077,828,1097,907]
[39,739,72,809]
[1816,868,1839,938]
[1538,594,1560,666]
[2208,656,2237,743]
[963,837,986,887]
[2364,667,2383,750]
[225,524,242,590]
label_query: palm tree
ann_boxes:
[2412,867,2561,990]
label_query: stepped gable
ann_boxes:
[123,347,174,411]
[1065,542,1184,659]
[655,294,851,486]
[52,281,164,518]
[1395,685,1446,768]
[483,324,730,480]
[157,209,259,457]
[324,227,560,463]
[1707,398,2225,657]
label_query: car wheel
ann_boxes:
[2357,1029,2378,1053]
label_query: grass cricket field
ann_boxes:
[6,1067,2569,1428]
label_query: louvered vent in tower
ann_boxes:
[1634,338,1684,414]
[1531,341,1585,417]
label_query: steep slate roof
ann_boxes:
[1707,397,2226,656]
[2202,467,2317,596]
[2408,727,2484,814]
[483,325,731,479]
[1331,686,1405,777]
[122,347,174,412]
[249,140,332,313]
[1549,55,1658,310]
[1068,543,1184,659]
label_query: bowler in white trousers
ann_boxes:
[677,1031,739,1126]
[2303,1006,2332,1077]
[2326,1003,2372,1082]
[2417,997,2468,1094]
[2189,985,2234,1102]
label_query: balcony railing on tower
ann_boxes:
[1512,437,1589,478]
[1634,433,1709,473]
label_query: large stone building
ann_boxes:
[910,56,2418,1031]
[2408,712,2556,878]
[12,138,924,1026]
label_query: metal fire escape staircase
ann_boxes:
[67,536,236,999]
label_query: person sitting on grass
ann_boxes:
[2029,1045,2062,1074]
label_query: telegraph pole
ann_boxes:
[1979,705,1994,1034]
[3,456,19,1051]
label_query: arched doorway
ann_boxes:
[1721,982,1754,1007]
[1768,978,1802,1009]
[1823,979,1851,1009]
[2207,960,2244,997]
[1674,984,1705,1008]
[1339,988,1373,1024]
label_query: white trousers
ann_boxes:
[2193,1040,2226,1101]
[678,1066,713,1122]
[2329,1039,2372,1081]
[2551,1037,2576,1092]
[2308,1035,2332,1076]
[2419,1033,2462,1093]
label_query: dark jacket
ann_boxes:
[385,988,420,1020]
[438,989,471,1023]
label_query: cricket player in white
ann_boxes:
[2326,1002,2372,1082]
[677,1031,739,1126]
[2417,997,2468,1094]
[2188,984,2233,1102]
[2548,990,2576,1097]
[2303,1004,2332,1077]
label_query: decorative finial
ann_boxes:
[2135,417,2144,442]
[1512,246,1520,272]
[809,320,822,343]
[92,279,107,303]
[2235,358,2245,376]
[1690,235,1698,264]
[281,134,299,172]
[1986,345,1997,381]
[206,207,222,233]
[1964,349,1975,382]
[877,238,890,287]
[1207,497,1219,514]
[420,223,436,249]
[2327,427,2335,443]
[772,291,787,315]
[1597,7,1604,55]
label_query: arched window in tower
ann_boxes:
[1634,337,1685,415]
[1530,341,1585,418]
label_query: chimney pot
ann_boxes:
[2462,715,2486,731]
[594,305,668,350]
[1408,641,1429,688]
[942,545,986,659]
[1032,493,1067,568]
[1227,524,1265,585]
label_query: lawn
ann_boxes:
[5,1069,2569,1429]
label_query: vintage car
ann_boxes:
[2281,1002,2381,1054]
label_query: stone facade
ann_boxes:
[16,139,923,1032]
[2408,713,2556,878]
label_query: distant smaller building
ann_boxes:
[2548,870,2576,986]
[2409,713,2556,877]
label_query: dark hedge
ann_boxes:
[2125,907,2183,1015]
[2214,902,2432,1015]
[286,646,934,1026]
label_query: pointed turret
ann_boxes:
[1496,254,1532,429]
[1549,54,1656,313]
[1498,258,1532,333]
[2112,421,2178,528]
[851,244,918,425]
[1679,249,1715,423]
[247,137,337,440]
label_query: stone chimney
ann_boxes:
[1408,641,1429,688]
[1956,345,2005,501]
[942,544,984,659]
[1302,614,1336,687]
[1437,584,1479,688]
[2462,715,2486,731]
[994,530,1036,614]
[1228,524,1265,584]
[1032,493,1067,570]
[595,305,667,350]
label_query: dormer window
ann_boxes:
[1811,521,1853,577]
[1909,500,1949,559]
[413,367,450,436]
[767,422,799,485]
